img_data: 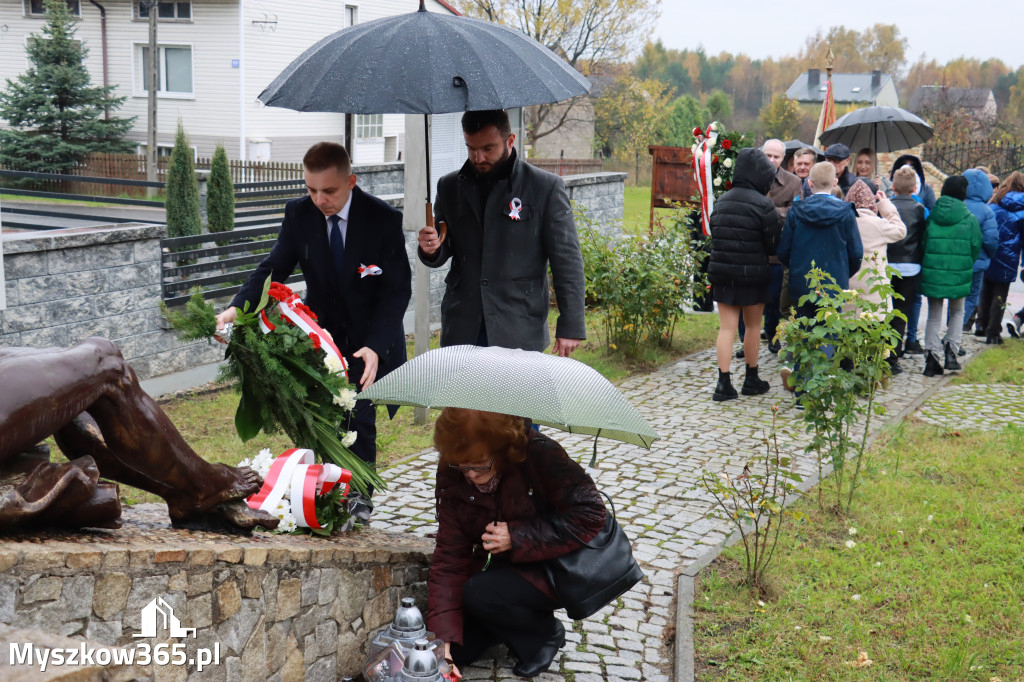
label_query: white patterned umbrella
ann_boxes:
[360,345,659,450]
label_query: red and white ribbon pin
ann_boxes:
[358,264,382,278]
[508,197,523,221]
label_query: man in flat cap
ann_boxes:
[825,143,857,195]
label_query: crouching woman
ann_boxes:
[428,408,606,679]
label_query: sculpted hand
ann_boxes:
[552,338,582,357]
[352,347,379,390]
[482,521,511,553]
[418,224,440,255]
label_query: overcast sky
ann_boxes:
[652,1,1023,70]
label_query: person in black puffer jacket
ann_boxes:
[708,147,783,401]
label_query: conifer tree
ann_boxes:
[0,0,134,172]
[207,145,235,237]
[165,121,201,240]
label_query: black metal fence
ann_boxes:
[160,178,307,306]
[922,142,1024,177]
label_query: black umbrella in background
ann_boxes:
[784,139,825,160]
[259,0,591,235]
[819,106,934,173]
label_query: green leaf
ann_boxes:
[256,275,273,315]
[233,364,264,442]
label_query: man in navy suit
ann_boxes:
[216,142,411,522]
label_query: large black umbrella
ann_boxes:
[258,0,590,233]
[818,106,933,154]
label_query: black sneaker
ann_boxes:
[1008,316,1023,338]
[347,492,374,526]
[904,340,924,355]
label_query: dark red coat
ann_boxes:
[426,432,606,644]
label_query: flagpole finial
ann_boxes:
[825,45,834,73]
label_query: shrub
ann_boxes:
[579,205,707,355]
[166,121,201,241]
[207,145,235,239]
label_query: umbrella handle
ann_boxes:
[426,202,448,244]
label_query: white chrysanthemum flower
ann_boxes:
[324,353,344,375]
[333,388,358,411]
[723,158,733,168]
[713,177,722,187]
[342,431,358,448]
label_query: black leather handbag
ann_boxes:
[524,465,644,620]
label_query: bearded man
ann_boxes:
[417,109,585,357]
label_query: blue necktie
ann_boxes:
[329,215,345,277]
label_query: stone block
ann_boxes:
[188,549,215,566]
[261,572,278,617]
[48,242,134,274]
[362,589,397,631]
[317,568,339,605]
[169,571,187,592]
[129,549,153,569]
[214,580,241,623]
[300,569,320,607]
[17,270,106,305]
[287,548,310,563]
[315,620,338,657]
[85,619,122,645]
[134,239,163,263]
[21,550,66,572]
[242,571,262,599]
[280,635,304,682]
[243,548,268,567]
[276,578,301,621]
[265,621,289,675]
[104,261,161,294]
[154,549,187,564]
[216,600,261,655]
[63,574,95,619]
[18,325,71,349]
[216,548,243,564]
[305,655,336,682]
[187,593,213,629]
[188,571,214,597]
[102,549,128,569]
[66,550,103,570]
[60,620,84,637]
[23,576,63,604]
[0,578,16,623]
[331,569,371,626]
[240,617,267,682]
[292,605,318,640]
[4,252,48,278]
[124,575,173,630]
[0,551,17,572]
[335,628,366,678]
[303,633,317,666]
[267,548,290,566]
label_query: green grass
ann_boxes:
[1,192,163,206]
[694,366,1024,680]
[953,338,1024,384]
[622,185,651,234]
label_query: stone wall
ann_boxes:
[0,514,433,681]
[351,162,404,199]
[0,224,222,380]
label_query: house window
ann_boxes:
[137,1,191,20]
[356,114,383,139]
[139,143,197,162]
[346,5,358,26]
[136,44,194,96]
[27,0,80,16]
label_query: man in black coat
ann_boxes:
[416,110,586,356]
[216,142,412,521]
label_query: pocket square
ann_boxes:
[358,264,383,278]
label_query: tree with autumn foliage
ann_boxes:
[456,0,658,147]
[593,76,671,161]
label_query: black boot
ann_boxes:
[512,620,565,678]
[923,351,944,377]
[944,342,961,370]
[713,370,738,401]
[741,365,770,395]
[985,334,1004,345]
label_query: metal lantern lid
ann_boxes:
[391,598,427,637]
[398,639,440,681]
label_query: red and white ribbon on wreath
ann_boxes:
[260,291,348,380]
[692,123,718,237]
[246,448,352,529]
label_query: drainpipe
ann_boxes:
[239,0,246,161]
[87,0,109,118]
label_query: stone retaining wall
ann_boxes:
[0,514,433,681]
[0,224,222,380]
[0,171,624,380]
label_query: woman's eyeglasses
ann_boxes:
[449,456,495,473]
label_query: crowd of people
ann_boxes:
[708,139,1024,401]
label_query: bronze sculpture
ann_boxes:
[0,337,279,532]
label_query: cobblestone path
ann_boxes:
[372,332,992,681]
[916,382,1024,431]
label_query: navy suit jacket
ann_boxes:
[231,185,412,382]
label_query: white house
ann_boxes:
[0,0,460,163]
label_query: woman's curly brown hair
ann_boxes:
[434,408,528,472]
